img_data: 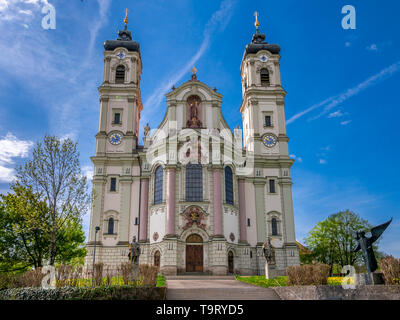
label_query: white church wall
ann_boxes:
[223,206,239,244]
[263,168,282,213]
[106,99,128,133]
[103,191,120,213]
[106,165,122,175]
[150,207,166,244]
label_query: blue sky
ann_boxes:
[0,0,399,257]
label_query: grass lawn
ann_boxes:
[235,275,287,288]
[235,275,354,287]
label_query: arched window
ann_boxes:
[108,217,114,234]
[154,166,163,204]
[260,68,270,86]
[225,166,233,205]
[186,164,203,201]
[271,218,278,236]
[115,65,125,83]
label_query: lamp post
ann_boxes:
[92,226,100,283]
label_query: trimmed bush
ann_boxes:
[0,286,166,300]
[286,263,330,286]
[379,256,400,285]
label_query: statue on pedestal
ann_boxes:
[353,218,392,284]
[262,237,276,279]
[127,236,141,281]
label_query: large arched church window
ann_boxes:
[154,166,163,204]
[186,164,203,202]
[225,166,234,205]
[115,65,125,83]
[260,68,270,86]
[107,217,114,234]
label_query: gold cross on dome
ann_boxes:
[191,66,197,75]
[254,11,260,30]
[124,8,129,25]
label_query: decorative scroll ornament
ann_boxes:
[183,206,206,230]
[153,232,159,241]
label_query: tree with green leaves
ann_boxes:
[304,210,374,273]
[15,135,89,266]
[0,184,49,271]
[0,184,87,272]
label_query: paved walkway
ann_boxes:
[166,276,281,300]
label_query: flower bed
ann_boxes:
[0,285,166,300]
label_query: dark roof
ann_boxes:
[244,30,280,56]
[104,27,140,53]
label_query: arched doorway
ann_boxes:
[154,250,160,271]
[186,234,203,272]
[228,251,234,274]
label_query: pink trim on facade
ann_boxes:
[166,168,176,235]
[213,169,223,236]
[139,178,149,241]
[238,178,247,242]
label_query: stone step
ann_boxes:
[166,288,280,300]
[165,275,236,280]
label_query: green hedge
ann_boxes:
[0,285,166,300]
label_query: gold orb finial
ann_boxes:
[191,66,197,75]
[124,8,129,25]
[254,11,260,30]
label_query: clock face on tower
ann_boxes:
[262,133,277,148]
[259,54,268,62]
[116,51,126,59]
[109,133,122,145]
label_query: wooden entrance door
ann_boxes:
[228,251,234,274]
[186,234,203,273]
[186,245,203,272]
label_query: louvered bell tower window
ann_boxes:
[260,68,270,86]
[115,65,125,84]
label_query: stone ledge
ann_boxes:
[272,285,400,300]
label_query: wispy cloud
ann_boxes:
[0,0,111,138]
[142,0,237,122]
[340,120,352,126]
[287,61,400,125]
[328,110,344,118]
[0,132,33,182]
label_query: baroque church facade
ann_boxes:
[85,15,300,276]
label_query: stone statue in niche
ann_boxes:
[144,123,150,137]
[186,96,202,128]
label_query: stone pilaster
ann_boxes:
[238,178,247,243]
[165,167,176,237]
[139,178,149,242]
[254,179,266,244]
[118,177,132,244]
[212,168,223,237]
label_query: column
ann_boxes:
[254,180,266,244]
[166,168,176,236]
[213,168,223,236]
[238,178,247,242]
[139,178,149,242]
[119,178,132,244]
[280,177,296,244]
[89,177,105,243]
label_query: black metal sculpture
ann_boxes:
[353,218,392,274]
